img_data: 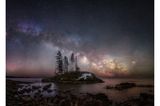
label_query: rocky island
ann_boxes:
[42,51,103,84]
[42,71,104,84]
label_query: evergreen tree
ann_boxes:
[75,56,80,71]
[64,56,69,72]
[70,53,75,63]
[70,53,75,71]
[56,51,63,74]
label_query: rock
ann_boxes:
[47,89,53,93]
[32,86,40,90]
[106,83,154,90]
[139,93,154,100]
[118,93,154,106]
[94,93,112,105]
[106,86,114,89]
[43,84,52,91]
[137,84,154,88]
[106,82,136,90]
[115,82,136,90]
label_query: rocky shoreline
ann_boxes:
[6,80,154,106]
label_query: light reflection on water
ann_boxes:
[7,78,154,102]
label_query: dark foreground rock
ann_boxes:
[117,93,154,106]
[42,71,104,84]
[8,88,112,106]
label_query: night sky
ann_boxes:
[6,0,154,78]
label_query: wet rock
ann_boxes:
[32,86,40,90]
[137,85,154,88]
[106,82,136,90]
[47,89,53,93]
[106,86,114,89]
[115,82,136,90]
[106,83,154,91]
[43,84,52,91]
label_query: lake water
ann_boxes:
[7,78,154,102]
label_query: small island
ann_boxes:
[42,51,103,84]
[42,71,103,84]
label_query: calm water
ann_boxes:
[7,78,154,102]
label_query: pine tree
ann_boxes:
[70,53,75,63]
[56,51,63,74]
[75,56,80,71]
[64,56,69,72]
[70,53,75,71]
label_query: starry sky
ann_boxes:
[6,0,154,78]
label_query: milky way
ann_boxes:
[6,0,154,78]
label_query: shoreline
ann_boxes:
[7,80,154,106]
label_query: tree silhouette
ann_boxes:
[75,56,80,71]
[70,53,75,71]
[56,51,63,74]
[70,53,75,63]
[64,56,69,72]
